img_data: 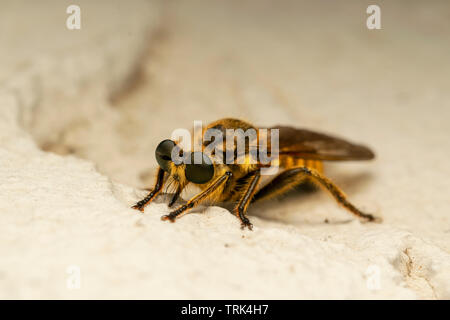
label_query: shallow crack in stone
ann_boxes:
[396,246,438,299]
[406,247,438,299]
[404,248,413,277]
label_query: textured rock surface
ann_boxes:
[0,0,449,299]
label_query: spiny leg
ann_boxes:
[161,171,233,222]
[252,168,309,202]
[305,168,379,222]
[253,167,380,222]
[131,167,165,212]
[233,170,261,230]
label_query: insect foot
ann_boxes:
[161,213,177,223]
[361,213,382,223]
[131,203,145,212]
[240,218,253,231]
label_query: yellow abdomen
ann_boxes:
[279,156,324,173]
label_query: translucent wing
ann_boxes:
[265,126,375,161]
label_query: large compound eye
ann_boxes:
[155,140,176,172]
[185,152,214,184]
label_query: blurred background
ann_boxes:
[1,0,449,299]
[12,0,448,188]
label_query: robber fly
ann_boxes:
[132,118,380,230]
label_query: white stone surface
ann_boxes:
[0,0,449,299]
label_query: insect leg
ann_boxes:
[233,170,261,230]
[302,167,380,222]
[254,167,380,222]
[131,167,165,212]
[252,168,309,202]
[161,172,233,222]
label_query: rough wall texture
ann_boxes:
[0,0,449,299]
